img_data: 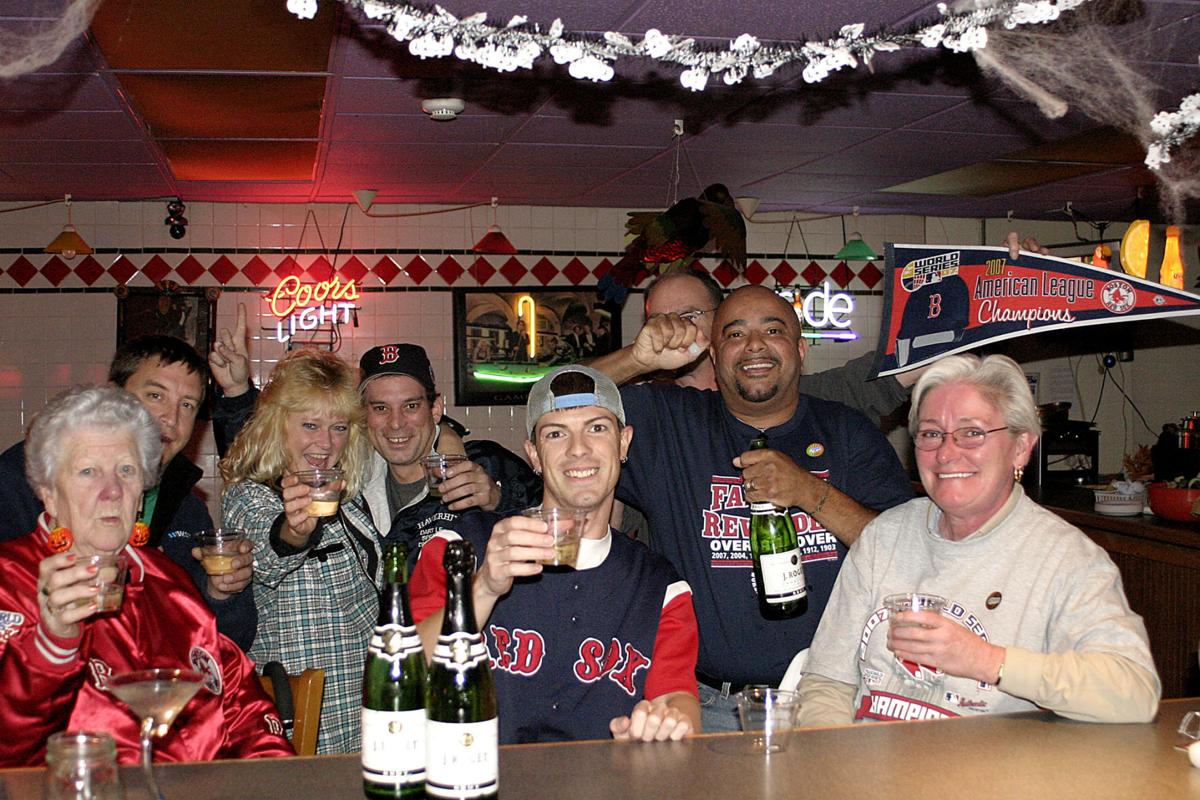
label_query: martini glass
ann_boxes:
[108,668,204,800]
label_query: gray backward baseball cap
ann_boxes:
[525,364,625,437]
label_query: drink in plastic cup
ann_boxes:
[735,687,800,753]
[69,554,129,613]
[421,454,467,499]
[883,592,947,683]
[522,506,585,568]
[882,592,947,624]
[198,529,247,576]
[295,468,344,517]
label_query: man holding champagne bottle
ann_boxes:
[410,365,701,743]
[587,285,913,731]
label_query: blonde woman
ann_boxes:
[221,348,380,754]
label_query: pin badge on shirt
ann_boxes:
[806,443,825,458]
[986,592,1002,610]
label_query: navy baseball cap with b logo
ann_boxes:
[359,344,436,393]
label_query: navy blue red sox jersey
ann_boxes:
[409,511,698,744]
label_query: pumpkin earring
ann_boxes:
[129,522,151,548]
[47,526,74,553]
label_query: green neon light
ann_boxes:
[472,367,552,384]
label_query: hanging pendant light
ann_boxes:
[473,197,517,254]
[44,194,93,259]
[834,206,876,262]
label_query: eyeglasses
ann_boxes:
[912,426,1009,451]
[677,307,716,323]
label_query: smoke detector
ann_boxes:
[421,97,465,121]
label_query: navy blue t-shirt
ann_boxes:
[617,384,913,686]
[416,511,694,744]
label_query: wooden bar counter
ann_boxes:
[3,699,1198,799]
[1032,486,1200,698]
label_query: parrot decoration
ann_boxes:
[597,183,746,304]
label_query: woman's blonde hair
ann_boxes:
[220,349,370,496]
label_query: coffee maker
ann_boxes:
[1151,412,1200,482]
[1022,402,1099,490]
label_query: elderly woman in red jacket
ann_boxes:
[0,386,293,766]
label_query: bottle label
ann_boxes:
[749,501,778,513]
[369,623,423,664]
[760,549,806,604]
[432,631,489,674]
[362,708,426,786]
[425,718,498,799]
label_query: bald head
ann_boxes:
[710,285,807,427]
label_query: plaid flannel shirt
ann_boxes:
[223,480,382,754]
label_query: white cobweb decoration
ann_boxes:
[0,0,103,79]
[973,0,1198,222]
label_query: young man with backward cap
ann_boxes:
[409,365,701,743]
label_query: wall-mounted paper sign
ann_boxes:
[871,244,1200,379]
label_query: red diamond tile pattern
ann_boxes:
[403,256,432,284]
[436,256,464,285]
[74,256,104,286]
[856,260,883,289]
[711,261,738,286]
[830,261,854,288]
[0,254,882,293]
[339,256,368,283]
[530,257,558,285]
[275,257,302,278]
[801,261,827,286]
[562,258,590,285]
[499,257,527,285]
[240,256,271,285]
[142,255,172,283]
[207,256,238,285]
[107,257,137,285]
[772,260,797,285]
[371,256,401,284]
[42,257,69,286]
[308,256,334,282]
[175,257,205,285]
[467,257,496,284]
[743,260,768,285]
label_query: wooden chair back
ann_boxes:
[258,666,325,756]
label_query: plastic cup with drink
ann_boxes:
[735,687,800,754]
[420,453,467,500]
[294,468,345,517]
[69,554,129,613]
[198,529,248,576]
[522,506,586,568]
[883,592,947,684]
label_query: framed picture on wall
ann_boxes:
[115,284,217,358]
[452,288,622,406]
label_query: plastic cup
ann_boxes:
[735,687,800,753]
[421,454,467,499]
[198,529,247,576]
[883,592,947,625]
[294,468,344,517]
[69,554,128,613]
[522,506,586,568]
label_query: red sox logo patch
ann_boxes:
[89,658,113,691]
[574,638,651,696]
[1100,279,1136,314]
[377,345,402,365]
[489,626,545,676]
[189,646,223,695]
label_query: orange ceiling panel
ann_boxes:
[90,0,338,72]
[115,75,326,139]
[161,140,320,181]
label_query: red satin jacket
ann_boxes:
[0,519,294,766]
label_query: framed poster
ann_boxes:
[452,288,622,405]
[115,284,217,357]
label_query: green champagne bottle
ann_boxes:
[747,435,807,620]
[362,544,428,799]
[425,540,498,800]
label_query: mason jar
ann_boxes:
[44,731,124,800]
